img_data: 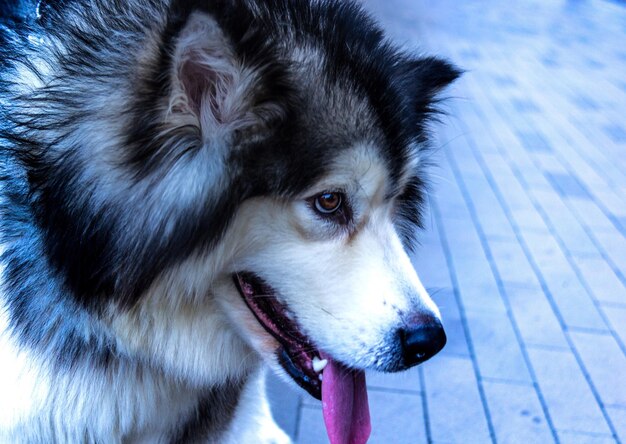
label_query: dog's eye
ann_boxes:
[314,192,342,214]
[307,191,351,227]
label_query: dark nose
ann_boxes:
[400,319,447,367]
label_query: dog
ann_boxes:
[0,0,459,442]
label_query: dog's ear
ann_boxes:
[402,57,461,115]
[167,12,262,141]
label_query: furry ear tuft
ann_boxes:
[403,56,462,114]
[415,57,461,94]
[168,12,255,140]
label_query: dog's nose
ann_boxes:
[400,319,446,367]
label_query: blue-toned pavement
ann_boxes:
[267,1,626,442]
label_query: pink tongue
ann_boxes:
[320,353,371,444]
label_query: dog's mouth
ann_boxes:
[233,271,371,444]
[233,271,323,398]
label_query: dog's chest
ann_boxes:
[0,332,202,443]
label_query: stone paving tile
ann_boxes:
[604,124,626,143]
[571,254,626,306]
[488,239,541,287]
[511,97,540,113]
[604,306,626,348]
[458,173,516,241]
[568,198,624,234]
[296,407,328,444]
[610,215,626,237]
[592,229,626,275]
[491,73,516,87]
[529,188,599,256]
[527,347,612,435]
[422,355,492,443]
[476,153,548,233]
[436,212,507,315]
[464,310,532,384]
[569,331,626,408]
[521,231,608,331]
[569,94,600,111]
[545,172,592,200]
[504,284,569,349]
[367,391,427,443]
[533,153,568,176]
[482,380,555,443]
[606,407,626,443]
[515,129,553,153]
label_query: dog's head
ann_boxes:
[160,3,459,398]
[3,0,458,397]
[218,144,447,399]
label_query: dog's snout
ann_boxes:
[400,318,446,367]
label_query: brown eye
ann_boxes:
[314,192,342,214]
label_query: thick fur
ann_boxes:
[0,0,459,442]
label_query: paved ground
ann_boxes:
[267,0,626,442]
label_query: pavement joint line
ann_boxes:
[419,366,433,444]
[431,194,498,444]
[451,90,622,444]
[556,429,619,438]
[441,124,560,444]
[436,351,470,359]
[600,301,626,309]
[366,386,423,396]
[293,394,304,442]
[565,326,613,336]
[524,344,572,353]
[606,405,626,411]
[494,281,543,291]
[481,377,536,387]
